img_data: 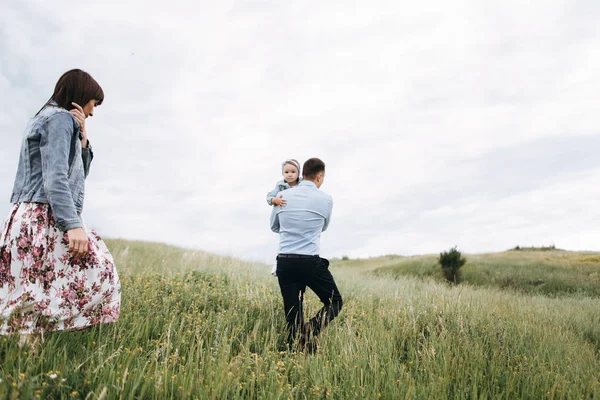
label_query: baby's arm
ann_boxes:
[266,183,281,206]
[267,182,287,207]
[272,197,286,207]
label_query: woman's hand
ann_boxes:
[272,196,286,208]
[67,228,89,257]
[70,102,88,148]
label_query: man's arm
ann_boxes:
[270,205,280,233]
[322,196,333,232]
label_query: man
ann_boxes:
[270,158,343,352]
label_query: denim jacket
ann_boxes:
[266,178,302,205]
[10,103,93,231]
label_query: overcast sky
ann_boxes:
[1,0,599,262]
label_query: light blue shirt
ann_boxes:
[270,180,333,255]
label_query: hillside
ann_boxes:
[344,249,600,297]
[1,240,600,399]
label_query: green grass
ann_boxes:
[371,250,600,297]
[1,240,600,398]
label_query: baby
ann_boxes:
[266,159,302,275]
[266,159,302,207]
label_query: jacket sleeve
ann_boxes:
[270,205,280,233]
[40,112,82,231]
[266,182,282,205]
[81,140,94,178]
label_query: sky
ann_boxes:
[1,0,599,263]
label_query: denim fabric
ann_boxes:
[10,104,93,231]
[270,180,333,255]
[266,177,303,205]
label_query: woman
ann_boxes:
[0,69,121,341]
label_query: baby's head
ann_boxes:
[281,159,301,186]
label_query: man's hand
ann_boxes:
[70,102,88,148]
[67,227,89,257]
[272,196,287,208]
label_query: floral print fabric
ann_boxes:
[0,203,120,334]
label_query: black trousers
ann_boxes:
[276,255,343,346]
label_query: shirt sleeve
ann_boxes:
[40,112,82,231]
[322,196,333,232]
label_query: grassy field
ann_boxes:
[370,249,600,297]
[1,240,600,399]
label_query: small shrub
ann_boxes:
[342,255,349,261]
[439,247,466,284]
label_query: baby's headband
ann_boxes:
[281,159,301,172]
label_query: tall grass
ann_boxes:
[1,240,600,398]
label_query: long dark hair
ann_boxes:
[36,69,104,115]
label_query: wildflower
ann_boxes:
[49,373,58,379]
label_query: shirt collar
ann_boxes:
[299,180,317,188]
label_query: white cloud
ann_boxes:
[1,0,599,262]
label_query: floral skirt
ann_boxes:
[0,203,121,335]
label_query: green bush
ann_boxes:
[439,247,466,283]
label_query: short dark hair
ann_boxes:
[37,69,104,115]
[302,158,325,180]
